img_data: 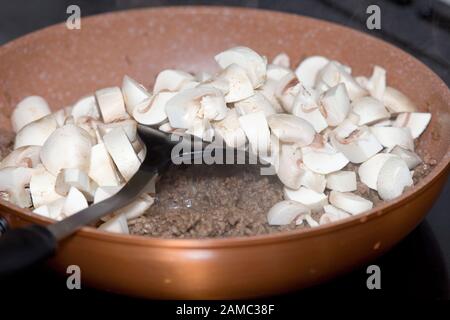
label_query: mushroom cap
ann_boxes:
[40,124,93,175]
[121,75,151,114]
[267,200,311,225]
[294,56,329,88]
[329,190,373,215]
[215,46,267,88]
[11,96,51,132]
[377,156,413,201]
[14,115,58,149]
[132,92,176,125]
[267,113,316,145]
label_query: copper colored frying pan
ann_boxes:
[0,6,449,299]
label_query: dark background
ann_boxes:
[0,0,449,303]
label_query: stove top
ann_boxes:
[0,0,449,302]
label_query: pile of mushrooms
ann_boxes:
[0,46,431,234]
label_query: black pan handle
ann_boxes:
[0,224,56,275]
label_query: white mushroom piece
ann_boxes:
[153,69,197,93]
[294,55,329,88]
[283,186,328,212]
[212,109,247,148]
[95,87,129,123]
[14,115,58,149]
[366,65,386,100]
[267,114,315,145]
[11,96,51,132]
[326,171,357,192]
[33,198,65,220]
[0,146,41,169]
[275,72,302,113]
[329,191,373,215]
[121,75,151,114]
[0,167,33,208]
[55,168,97,201]
[103,127,141,182]
[292,85,328,133]
[132,92,177,125]
[394,112,431,139]
[215,64,254,103]
[235,92,276,117]
[238,111,270,155]
[301,143,349,175]
[390,146,422,169]
[40,124,93,176]
[70,95,100,122]
[272,52,290,68]
[382,87,417,113]
[29,165,62,208]
[276,143,303,189]
[377,156,413,201]
[215,46,267,88]
[351,96,390,126]
[370,126,414,151]
[61,187,88,217]
[88,143,122,187]
[267,200,311,225]
[165,86,227,129]
[320,205,351,225]
[358,153,397,190]
[319,83,351,126]
[99,214,129,234]
[330,125,383,164]
[257,65,291,113]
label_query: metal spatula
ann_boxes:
[0,125,205,275]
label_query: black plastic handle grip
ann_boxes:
[0,225,56,275]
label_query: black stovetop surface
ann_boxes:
[0,0,449,302]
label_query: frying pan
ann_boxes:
[0,6,449,299]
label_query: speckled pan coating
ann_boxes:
[0,6,449,299]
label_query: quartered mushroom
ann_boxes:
[55,168,97,201]
[301,143,349,174]
[267,113,315,145]
[326,170,357,192]
[215,46,267,88]
[393,112,431,139]
[297,164,326,193]
[266,64,293,82]
[0,166,33,208]
[153,69,196,93]
[283,186,328,212]
[276,142,303,189]
[382,86,417,113]
[11,96,51,132]
[295,55,329,88]
[370,126,414,151]
[267,200,311,225]
[275,72,301,113]
[358,153,397,190]
[238,111,270,155]
[33,198,65,220]
[97,119,138,142]
[235,92,276,117]
[216,64,254,103]
[121,75,151,115]
[71,95,101,122]
[99,214,129,234]
[329,190,373,215]
[0,145,41,169]
[61,187,88,217]
[40,124,93,176]
[351,96,390,126]
[14,114,58,149]
[390,146,422,169]
[319,83,351,126]
[29,165,63,208]
[319,205,351,224]
[377,156,413,201]
[95,87,129,123]
[212,109,247,148]
[366,66,386,100]
[132,92,177,125]
[88,143,122,187]
[258,78,285,113]
[292,85,328,133]
[272,52,290,68]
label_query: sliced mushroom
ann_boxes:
[212,109,247,148]
[267,113,315,145]
[275,72,301,113]
[320,205,351,224]
[98,213,129,234]
[217,64,254,103]
[121,75,151,114]
[320,83,351,126]
[71,95,100,122]
[40,124,92,175]
[382,86,417,113]
[283,186,328,212]
[351,96,390,125]
[330,126,383,163]
[266,64,293,82]
[29,165,62,208]
[235,92,276,117]
[295,55,329,88]
[119,193,154,220]
[238,111,270,155]
[0,146,41,169]
[215,46,267,88]
[93,185,123,203]
[390,146,422,169]
[33,198,65,220]
[272,52,290,68]
[326,170,357,192]
[88,143,122,187]
[292,85,328,133]
[276,142,303,189]
[11,96,51,132]
[297,164,326,193]
[0,166,33,208]
[358,153,396,190]
[258,79,285,113]
[132,92,176,125]
[14,115,58,149]
[329,190,373,215]
[267,200,311,225]
[301,143,349,174]
[103,127,141,182]
[377,156,413,201]
[370,126,414,151]
[61,187,88,217]
[153,69,196,93]
[53,106,73,127]
[97,119,137,142]
[95,87,129,123]
[366,66,386,100]
[55,168,97,201]
[393,112,431,139]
